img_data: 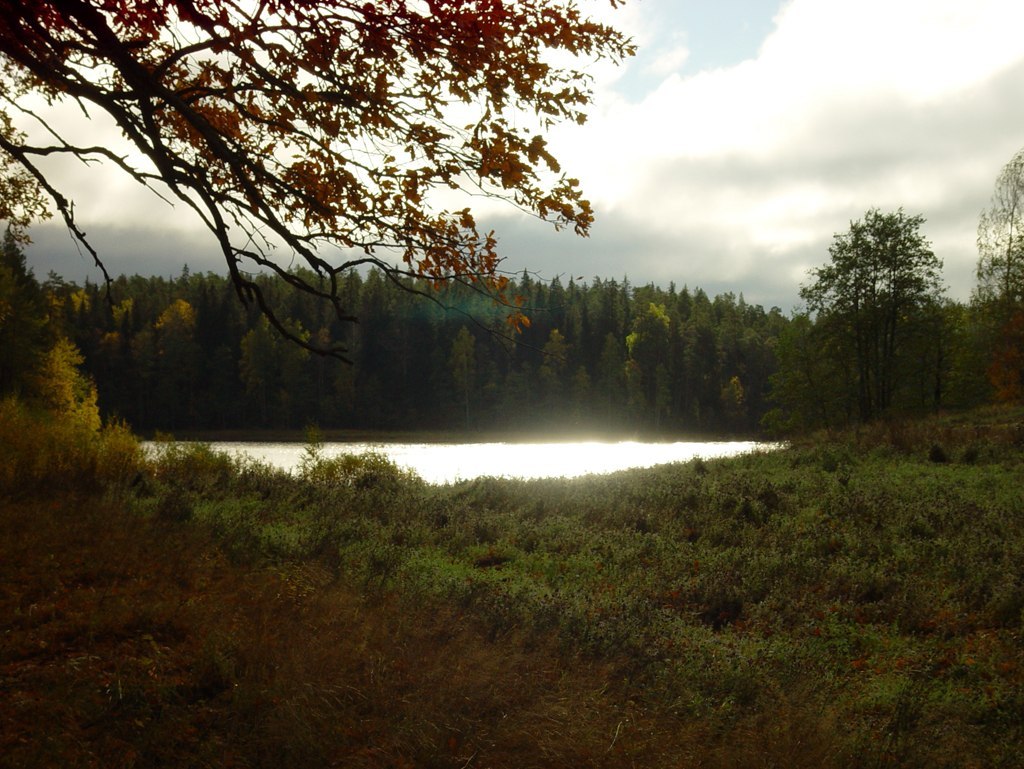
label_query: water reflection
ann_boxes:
[203,440,772,484]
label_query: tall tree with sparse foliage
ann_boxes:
[976,149,1024,401]
[977,149,1024,312]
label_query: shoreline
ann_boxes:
[148,427,763,445]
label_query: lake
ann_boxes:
[199,440,775,484]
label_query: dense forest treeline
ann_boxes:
[6,194,1021,437]
[34,258,791,435]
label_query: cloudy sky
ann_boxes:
[24,0,1024,311]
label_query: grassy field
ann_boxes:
[2,403,1023,767]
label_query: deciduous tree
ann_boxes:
[0,116,49,245]
[764,312,851,433]
[626,302,671,427]
[35,336,101,431]
[976,148,1024,402]
[0,0,632,360]
[799,209,944,422]
[977,148,1024,311]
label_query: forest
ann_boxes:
[4,199,1016,440]
[19,256,788,435]
[1,0,1019,440]
[0,208,1015,439]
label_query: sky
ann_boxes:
[23,0,1024,312]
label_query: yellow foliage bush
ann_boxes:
[0,397,141,498]
[34,336,102,432]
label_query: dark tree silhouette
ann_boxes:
[800,209,944,421]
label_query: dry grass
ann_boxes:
[16,403,1022,766]
[1,492,852,768]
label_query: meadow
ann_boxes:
[2,400,1023,767]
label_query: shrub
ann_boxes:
[147,440,242,497]
[95,420,144,489]
[0,396,142,498]
[300,449,421,492]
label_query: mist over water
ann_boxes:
[200,440,774,484]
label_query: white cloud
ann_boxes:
[22,0,1024,311]
[534,0,1024,305]
[13,93,192,230]
[762,0,1024,103]
[645,44,691,77]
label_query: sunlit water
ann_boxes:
[196,440,775,485]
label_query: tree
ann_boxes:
[538,327,569,410]
[35,336,101,431]
[987,312,1024,402]
[154,298,199,428]
[719,375,745,433]
[764,313,851,433]
[976,149,1024,402]
[977,149,1024,312]
[449,326,476,429]
[239,316,310,427]
[0,1,632,360]
[0,229,49,396]
[799,209,944,422]
[595,332,625,421]
[626,302,671,427]
[0,116,49,245]
[940,301,993,409]
[0,228,100,428]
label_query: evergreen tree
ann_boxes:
[0,230,48,397]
